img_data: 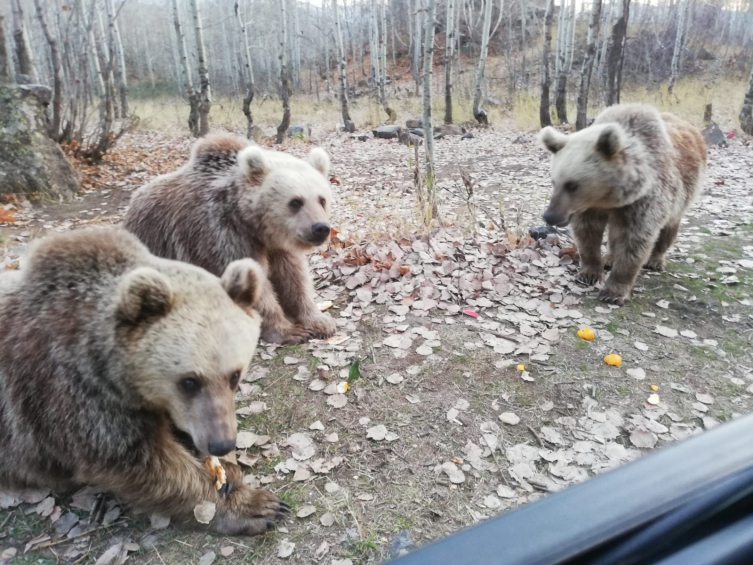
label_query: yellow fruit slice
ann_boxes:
[604,354,622,367]
[577,328,595,340]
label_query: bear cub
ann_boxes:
[123,135,337,344]
[0,229,286,536]
[540,103,707,304]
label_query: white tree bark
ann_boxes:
[105,0,128,116]
[332,0,352,125]
[10,0,36,81]
[575,0,602,130]
[188,0,211,136]
[443,0,455,124]
[472,0,493,124]
[668,0,688,94]
[412,0,423,95]
[422,0,438,220]
[276,0,291,144]
[236,0,256,137]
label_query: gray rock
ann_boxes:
[287,123,310,138]
[54,512,79,536]
[372,125,402,139]
[405,118,422,128]
[344,119,356,133]
[0,84,79,201]
[701,122,727,148]
[408,128,424,137]
[461,132,475,140]
[433,124,466,137]
[487,96,502,106]
[399,131,423,146]
[389,529,415,559]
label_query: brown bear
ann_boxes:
[122,135,337,345]
[0,228,287,535]
[539,104,707,305]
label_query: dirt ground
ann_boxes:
[1,124,752,565]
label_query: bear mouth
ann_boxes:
[301,234,330,246]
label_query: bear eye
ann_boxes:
[179,377,201,396]
[319,197,326,209]
[289,198,303,212]
[563,181,578,193]
[229,370,241,389]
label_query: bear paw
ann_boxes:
[305,314,338,339]
[261,322,312,345]
[643,258,665,272]
[212,488,289,536]
[597,287,627,305]
[576,271,601,287]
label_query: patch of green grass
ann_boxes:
[720,333,748,355]
[574,338,589,350]
[394,515,414,530]
[617,386,632,396]
[606,321,620,333]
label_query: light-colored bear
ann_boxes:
[123,135,337,344]
[539,104,707,304]
[0,228,287,535]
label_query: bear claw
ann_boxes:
[576,272,600,286]
[597,288,626,305]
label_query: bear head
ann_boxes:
[237,146,333,250]
[116,257,265,457]
[539,123,647,227]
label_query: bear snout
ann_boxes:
[208,438,237,456]
[542,210,571,228]
[310,222,331,242]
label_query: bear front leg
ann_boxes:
[269,251,337,339]
[644,222,679,272]
[571,210,609,286]
[98,431,286,536]
[254,274,314,344]
[601,221,659,305]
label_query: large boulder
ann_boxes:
[701,122,727,148]
[0,84,79,201]
[372,125,402,139]
[287,123,311,138]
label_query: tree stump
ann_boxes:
[0,84,79,201]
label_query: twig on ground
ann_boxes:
[526,424,545,448]
[482,434,510,486]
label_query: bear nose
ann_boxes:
[311,223,330,238]
[208,439,236,456]
[542,211,559,226]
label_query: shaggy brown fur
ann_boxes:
[0,229,286,535]
[540,104,706,304]
[123,135,337,345]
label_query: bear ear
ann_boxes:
[595,124,625,159]
[307,147,330,178]
[539,127,568,154]
[238,146,270,185]
[117,267,174,324]
[221,259,264,310]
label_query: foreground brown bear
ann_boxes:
[0,229,286,535]
[123,135,337,344]
[540,104,707,304]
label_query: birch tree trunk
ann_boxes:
[369,0,379,95]
[276,0,291,144]
[554,0,576,123]
[422,0,438,220]
[105,0,128,117]
[332,0,352,126]
[379,0,396,123]
[472,0,493,125]
[539,0,554,127]
[443,0,455,124]
[0,16,10,83]
[172,0,199,136]
[605,0,630,106]
[740,58,753,135]
[413,0,423,96]
[575,0,602,130]
[32,0,62,139]
[667,0,688,94]
[10,0,36,81]
[235,0,256,138]
[520,0,527,86]
[189,0,211,136]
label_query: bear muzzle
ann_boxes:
[542,210,572,228]
[305,222,331,245]
[208,438,237,457]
